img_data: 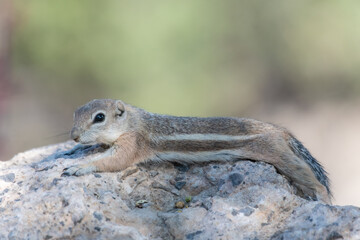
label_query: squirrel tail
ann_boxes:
[288,135,332,199]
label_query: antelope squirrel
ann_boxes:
[62,99,332,204]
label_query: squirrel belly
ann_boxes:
[64,99,332,204]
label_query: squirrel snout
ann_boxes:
[70,127,81,142]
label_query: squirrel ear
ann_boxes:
[115,100,125,117]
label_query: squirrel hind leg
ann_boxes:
[276,152,332,204]
[291,177,332,204]
[316,186,332,204]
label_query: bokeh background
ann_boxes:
[1,0,359,206]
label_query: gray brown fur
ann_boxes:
[64,99,332,204]
[142,113,256,136]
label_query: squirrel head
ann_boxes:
[70,99,129,145]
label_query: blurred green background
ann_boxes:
[1,0,360,205]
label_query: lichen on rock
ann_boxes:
[0,141,359,239]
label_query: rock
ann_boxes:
[232,206,254,217]
[93,211,103,221]
[0,173,15,182]
[174,181,186,190]
[0,141,360,239]
[135,200,149,209]
[228,172,244,187]
[175,201,185,209]
[173,162,189,172]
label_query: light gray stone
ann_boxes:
[0,141,359,239]
[0,173,15,182]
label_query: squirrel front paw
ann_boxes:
[61,164,96,177]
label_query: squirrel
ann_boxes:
[62,99,332,204]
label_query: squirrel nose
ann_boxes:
[70,127,81,142]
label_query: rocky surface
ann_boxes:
[0,141,359,240]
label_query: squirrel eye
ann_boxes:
[93,113,105,123]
